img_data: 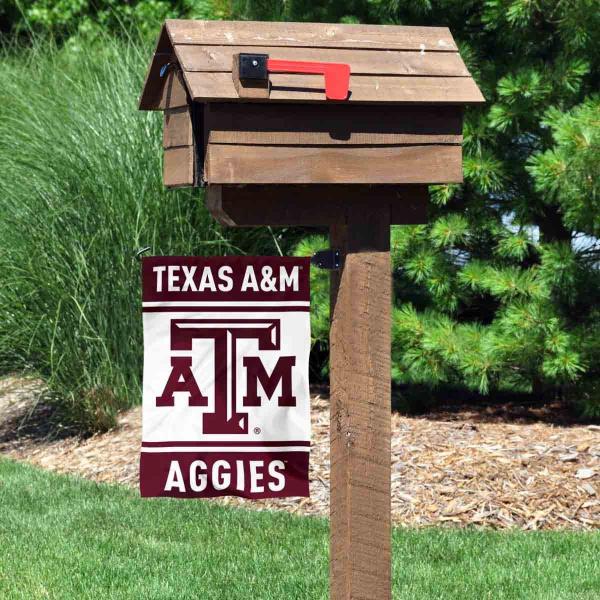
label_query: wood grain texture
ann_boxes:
[205,103,463,146]
[163,107,193,148]
[138,25,174,110]
[205,184,428,226]
[329,205,392,600]
[205,144,463,184]
[163,145,194,187]
[166,19,457,51]
[185,72,484,103]
[175,44,470,76]
[148,69,189,110]
[209,129,460,146]
[139,21,484,111]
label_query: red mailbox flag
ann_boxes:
[266,58,350,100]
[140,256,311,499]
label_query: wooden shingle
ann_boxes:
[140,20,483,109]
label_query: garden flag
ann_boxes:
[140,256,311,499]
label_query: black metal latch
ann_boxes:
[238,54,269,80]
[311,249,340,270]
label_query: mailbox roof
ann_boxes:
[140,19,484,109]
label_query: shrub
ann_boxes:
[0,36,247,431]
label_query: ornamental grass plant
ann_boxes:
[0,35,281,431]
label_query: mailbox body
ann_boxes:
[140,20,483,189]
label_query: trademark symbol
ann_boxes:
[253,427,261,434]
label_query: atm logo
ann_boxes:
[156,318,296,435]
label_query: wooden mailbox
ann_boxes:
[140,19,483,600]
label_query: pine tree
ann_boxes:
[253,1,600,412]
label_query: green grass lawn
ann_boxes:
[0,458,598,599]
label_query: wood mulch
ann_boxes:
[1,376,599,530]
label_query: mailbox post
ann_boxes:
[140,19,484,599]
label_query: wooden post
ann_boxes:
[329,202,392,600]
